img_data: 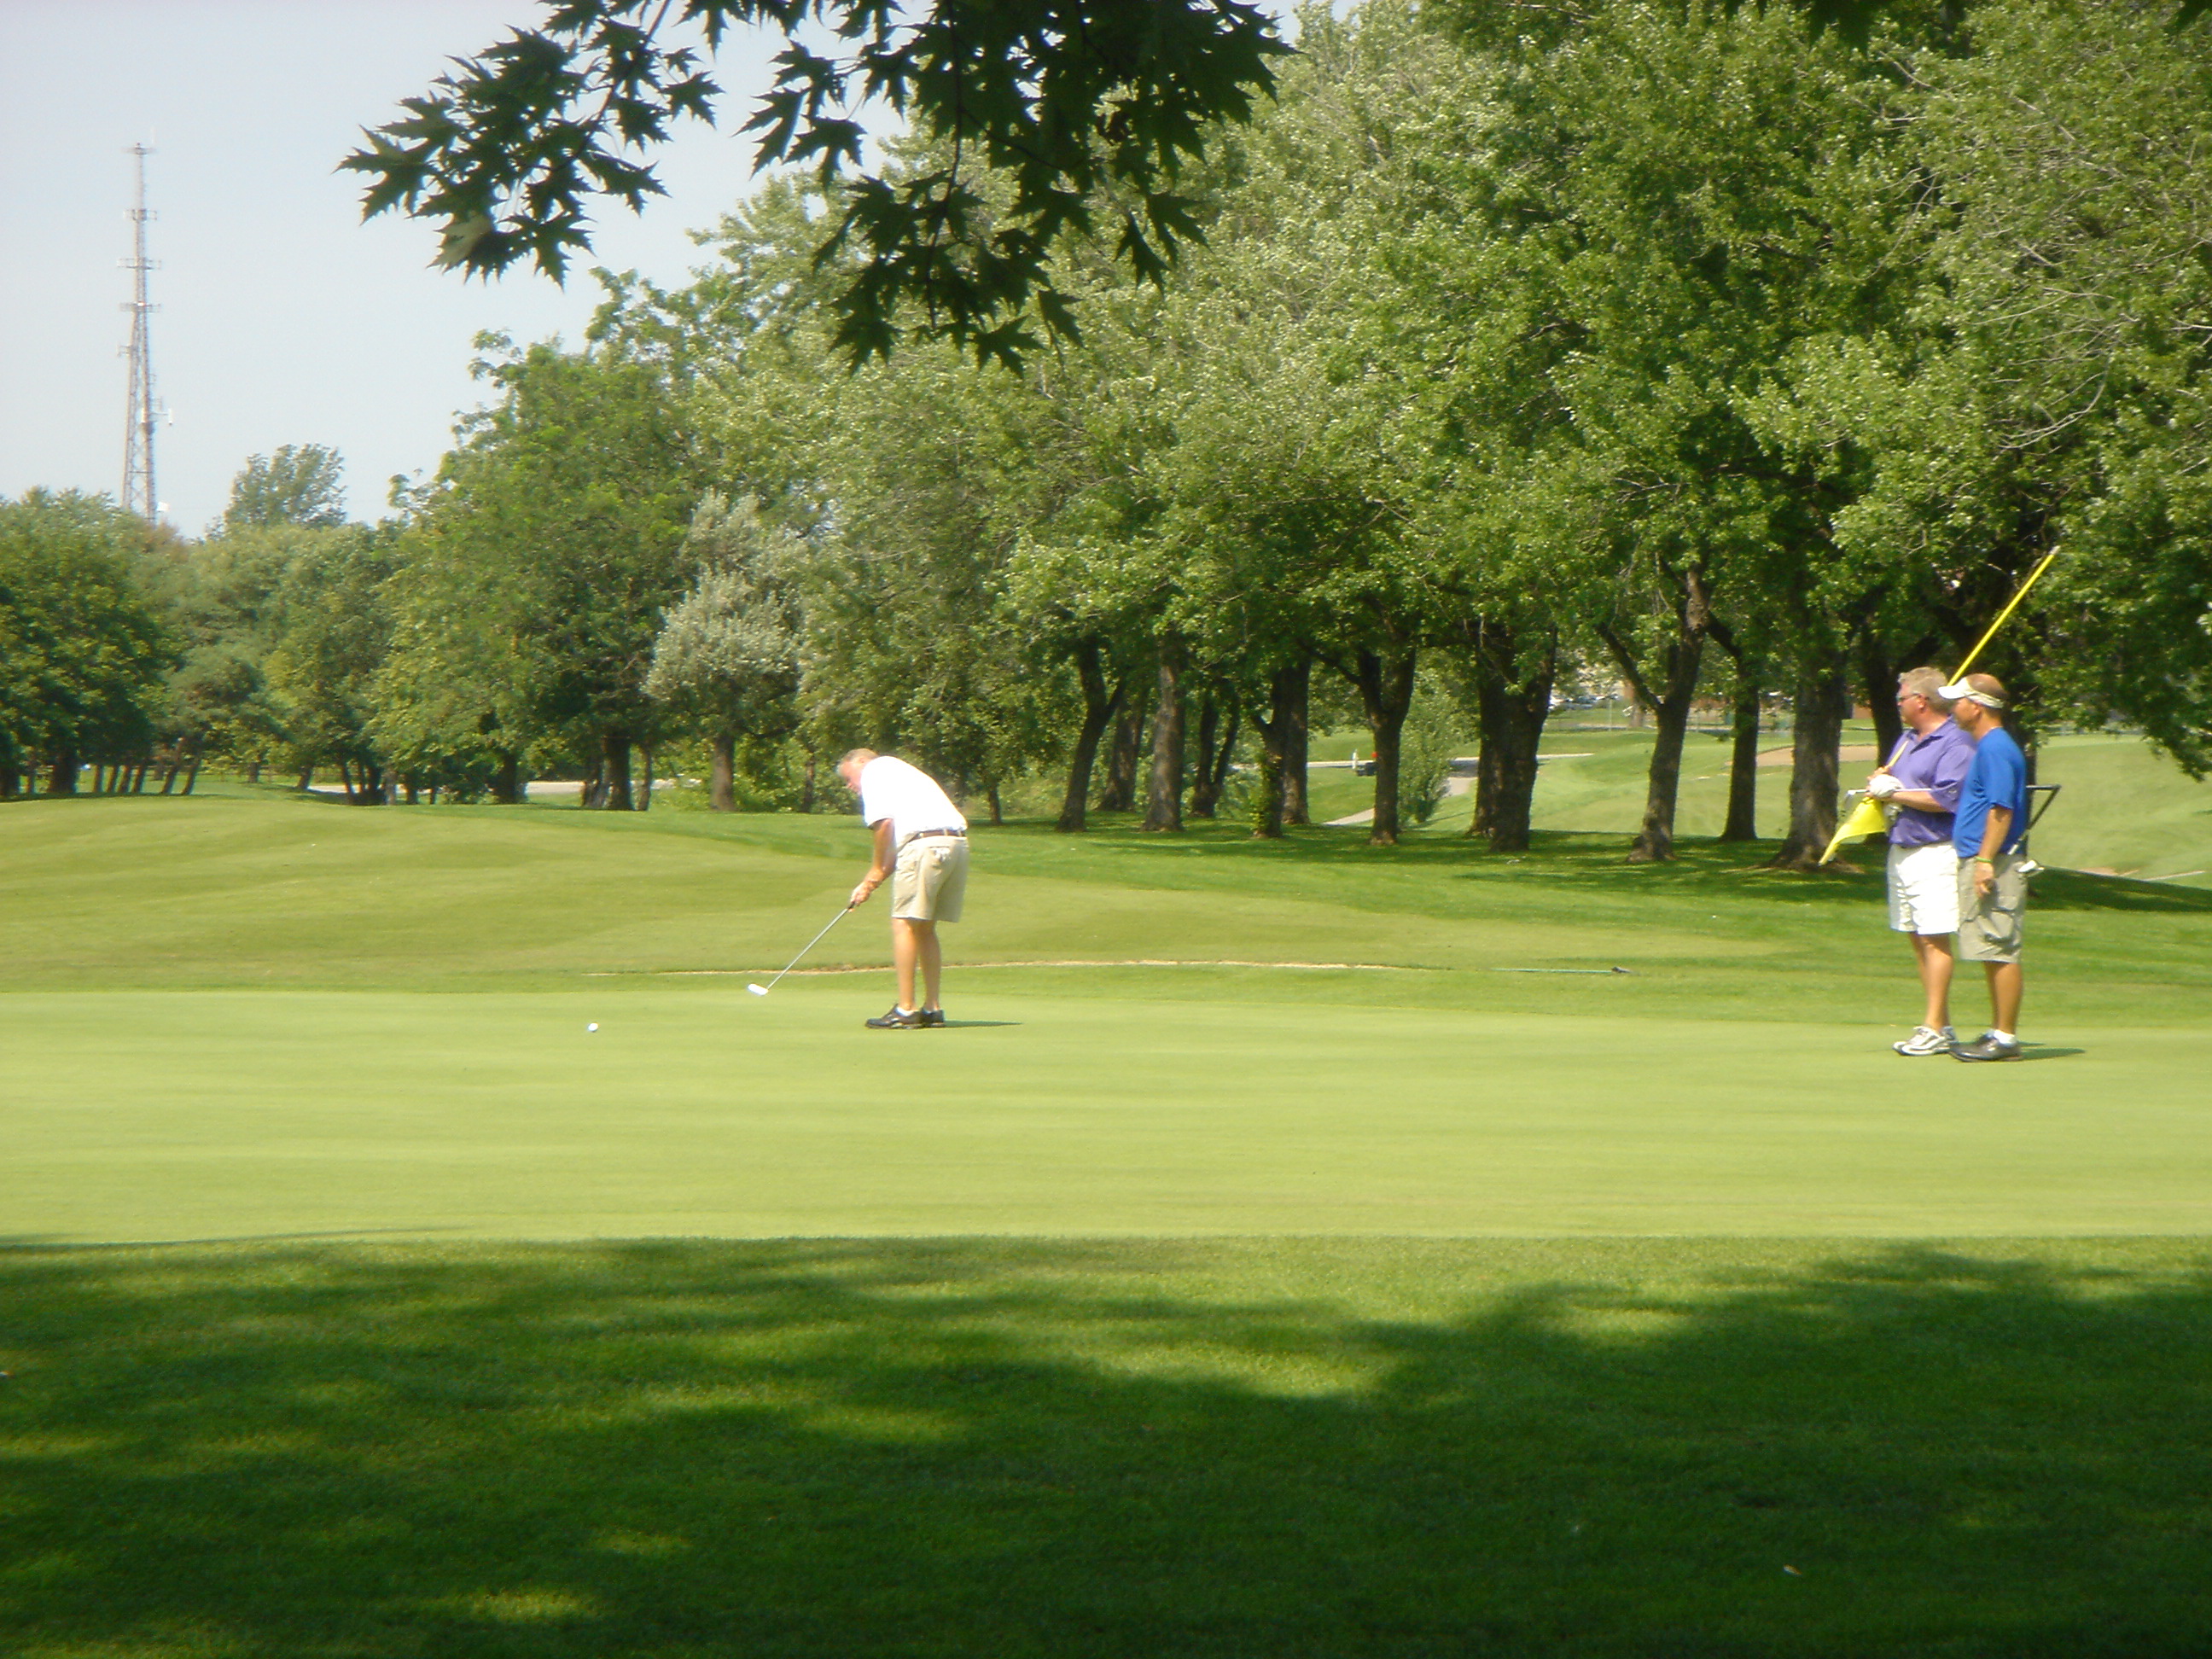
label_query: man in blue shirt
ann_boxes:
[1867,667,1976,1055]
[1944,673,2031,1061]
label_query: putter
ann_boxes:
[748,902,855,997]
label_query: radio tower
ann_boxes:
[120,143,162,521]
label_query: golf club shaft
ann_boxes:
[759,903,854,992]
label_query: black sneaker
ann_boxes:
[1952,1033,2023,1062]
[865,1005,924,1029]
[919,1008,946,1028]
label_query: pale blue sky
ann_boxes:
[0,2,814,533]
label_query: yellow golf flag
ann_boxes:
[1821,790,1891,864]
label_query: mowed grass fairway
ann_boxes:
[5,769,2212,1656]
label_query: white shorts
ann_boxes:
[1888,841,1959,936]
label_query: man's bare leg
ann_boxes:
[1985,960,2023,1035]
[1911,933,1954,1030]
[893,918,922,1011]
[916,922,943,1010]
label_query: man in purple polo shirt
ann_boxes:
[1866,667,1976,1055]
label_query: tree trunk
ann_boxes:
[987,780,1004,825]
[1720,663,1762,842]
[1188,696,1223,818]
[1601,561,1714,864]
[1770,656,1850,869]
[1470,626,1556,853]
[1143,637,1188,832]
[1249,748,1282,838]
[598,732,635,810]
[1861,635,1901,764]
[1342,646,1417,847]
[180,736,203,795]
[1248,668,1290,840]
[637,746,655,812]
[709,733,736,812]
[1601,624,1706,864]
[247,760,262,785]
[1210,703,1240,802]
[1280,659,1311,825]
[1057,639,1123,833]
[494,753,522,805]
[800,754,818,814]
[295,765,314,794]
[1099,672,1151,812]
[339,760,356,802]
[48,750,78,795]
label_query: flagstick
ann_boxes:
[1954,548,2060,678]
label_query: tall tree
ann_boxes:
[1419,0,1928,860]
[220,445,349,533]
[0,492,176,796]
[261,526,403,801]
[164,521,341,785]
[389,333,707,806]
[644,495,804,811]
[1799,0,2212,775]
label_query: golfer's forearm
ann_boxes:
[1889,789,1943,812]
[1976,807,2012,861]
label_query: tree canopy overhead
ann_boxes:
[342,0,1289,367]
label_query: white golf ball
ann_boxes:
[587,1022,599,1032]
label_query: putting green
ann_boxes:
[6,979,2206,1242]
[8,788,2212,1656]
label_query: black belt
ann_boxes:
[900,827,966,847]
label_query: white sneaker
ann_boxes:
[1893,1025,1956,1056]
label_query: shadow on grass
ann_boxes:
[3,1239,2209,1657]
[987,821,2212,917]
[2017,867,2212,915]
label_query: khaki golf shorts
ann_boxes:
[1956,849,2027,963]
[1888,841,1961,935]
[891,835,968,923]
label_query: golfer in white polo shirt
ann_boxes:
[836,748,969,1029]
